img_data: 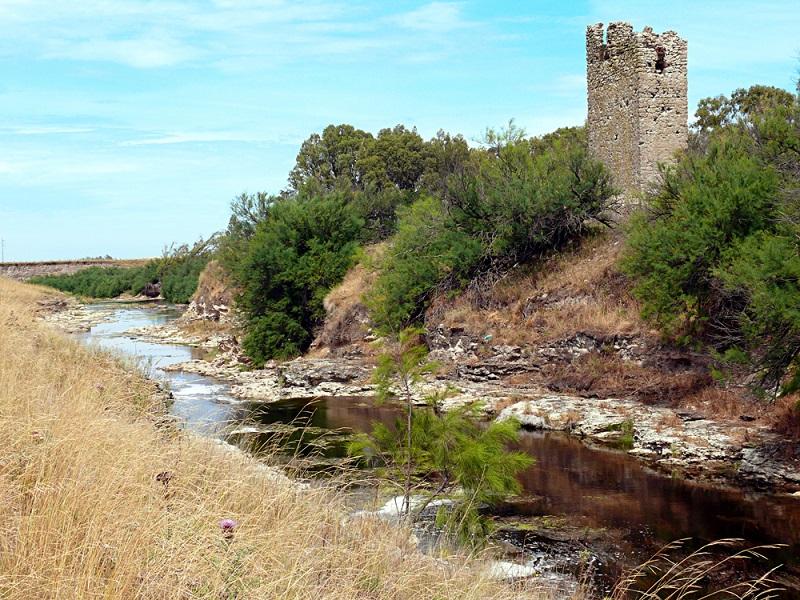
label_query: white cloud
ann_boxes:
[392,2,469,33]
[45,34,198,69]
[10,126,95,135]
[0,0,492,71]
[0,156,138,182]
[120,132,254,146]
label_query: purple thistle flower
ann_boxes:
[219,518,237,540]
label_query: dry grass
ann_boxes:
[192,259,236,307]
[531,350,711,405]
[311,244,385,356]
[679,387,758,420]
[770,394,800,440]
[432,232,648,347]
[0,276,545,600]
[610,539,782,600]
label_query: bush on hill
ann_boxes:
[624,85,800,388]
[366,124,617,333]
[234,194,363,365]
[30,239,214,304]
[31,266,148,298]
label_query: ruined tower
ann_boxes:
[586,22,688,196]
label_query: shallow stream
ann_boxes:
[79,302,800,593]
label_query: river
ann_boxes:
[79,302,800,594]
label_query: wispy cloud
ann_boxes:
[46,34,198,69]
[391,2,471,33]
[120,132,256,146]
[7,126,95,135]
[0,1,488,70]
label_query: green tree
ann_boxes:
[367,125,615,333]
[626,84,800,387]
[349,329,532,544]
[622,137,779,336]
[694,85,797,133]
[226,192,275,240]
[358,125,427,191]
[718,231,800,387]
[419,130,471,200]
[288,124,373,192]
[365,196,483,333]
[447,126,615,265]
[217,191,277,273]
[236,193,363,364]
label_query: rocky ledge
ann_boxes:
[497,395,800,491]
[38,297,117,333]
[165,354,376,400]
[125,322,235,352]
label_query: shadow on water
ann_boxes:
[80,303,800,595]
[226,396,402,471]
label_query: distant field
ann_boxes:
[0,258,154,281]
[0,258,152,267]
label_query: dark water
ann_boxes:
[80,303,800,591]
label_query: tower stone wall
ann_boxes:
[586,22,688,196]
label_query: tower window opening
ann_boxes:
[655,46,667,73]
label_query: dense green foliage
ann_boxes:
[288,124,470,241]
[623,139,779,334]
[220,122,613,361]
[349,329,532,544]
[157,249,211,304]
[367,125,616,332]
[624,84,800,387]
[30,240,213,304]
[31,266,150,299]
[366,197,483,332]
[220,125,475,362]
[234,194,363,365]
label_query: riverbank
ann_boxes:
[121,313,800,494]
[0,278,544,599]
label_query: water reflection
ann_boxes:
[513,432,800,556]
[79,303,240,435]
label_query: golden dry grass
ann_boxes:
[192,259,235,307]
[0,276,545,600]
[434,232,649,347]
[310,244,385,356]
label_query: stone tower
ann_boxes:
[586,22,688,196]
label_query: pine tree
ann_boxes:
[349,328,533,545]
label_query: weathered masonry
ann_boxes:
[586,22,688,196]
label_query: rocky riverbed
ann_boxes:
[114,316,800,494]
[43,301,800,493]
[37,297,119,332]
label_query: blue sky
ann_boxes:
[1,0,798,261]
